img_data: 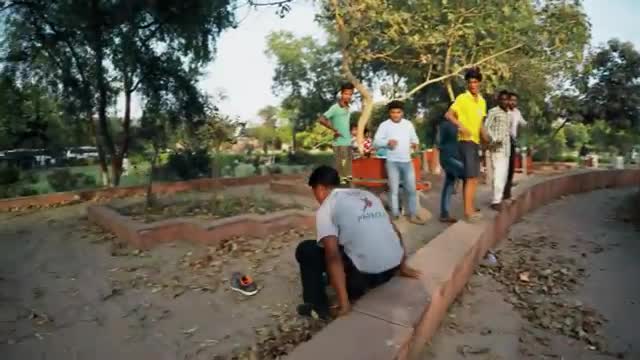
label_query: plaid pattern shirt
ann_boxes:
[484,106,512,154]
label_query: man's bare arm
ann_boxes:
[445,109,471,137]
[317,115,339,136]
[390,220,421,278]
[321,235,350,314]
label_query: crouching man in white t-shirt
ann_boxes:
[295,165,421,319]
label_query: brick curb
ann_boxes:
[0,174,305,212]
[88,205,315,250]
[285,169,640,360]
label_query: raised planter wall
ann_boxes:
[285,169,640,360]
[88,205,315,250]
[0,174,305,211]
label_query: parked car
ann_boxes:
[65,146,99,160]
[630,146,640,164]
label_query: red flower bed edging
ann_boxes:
[88,205,315,250]
[285,169,640,360]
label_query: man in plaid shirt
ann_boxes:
[484,90,512,210]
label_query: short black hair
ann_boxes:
[350,123,357,130]
[508,92,518,98]
[387,100,405,111]
[364,128,370,135]
[308,165,340,188]
[498,90,510,99]
[464,68,483,82]
[340,83,355,92]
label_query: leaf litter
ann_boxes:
[478,232,609,352]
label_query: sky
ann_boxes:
[126,0,640,123]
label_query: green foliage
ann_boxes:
[166,150,211,180]
[0,167,21,185]
[265,31,343,128]
[46,169,96,192]
[564,123,591,150]
[295,123,334,150]
[577,39,640,130]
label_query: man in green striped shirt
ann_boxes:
[317,83,355,184]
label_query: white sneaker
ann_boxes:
[482,251,498,266]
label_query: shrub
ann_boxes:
[22,171,40,184]
[0,167,20,185]
[18,187,38,197]
[47,169,97,192]
[166,149,211,180]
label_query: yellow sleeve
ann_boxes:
[450,95,464,115]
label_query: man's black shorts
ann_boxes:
[458,141,480,179]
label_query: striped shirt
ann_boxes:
[484,106,512,154]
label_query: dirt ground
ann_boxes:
[423,187,640,360]
[0,187,324,360]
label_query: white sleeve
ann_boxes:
[316,201,338,244]
[519,111,527,125]
[409,122,419,145]
[373,122,388,148]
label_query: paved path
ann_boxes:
[422,187,640,359]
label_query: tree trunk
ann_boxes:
[91,0,117,187]
[112,86,132,186]
[292,122,297,153]
[445,78,455,102]
[145,146,159,208]
[88,112,111,186]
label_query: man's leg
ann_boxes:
[440,172,455,219]
[492,150,509,205]
[503,139,516,199]
[385,161,401,218]
[345,146,353,182]
[460,141,480,219]
[295,240,330,316]
[400,161,418,217]
[334,146,347,183]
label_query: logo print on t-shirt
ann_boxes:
[360,197,372,215]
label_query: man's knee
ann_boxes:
[295,239,320,264]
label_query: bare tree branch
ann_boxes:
[400,43,524,101]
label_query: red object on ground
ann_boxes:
[352,156,430,191]
[514,152,534,173]
[423,148,440,173]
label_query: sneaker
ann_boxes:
[408,215,427,225]
[230,272,258,296]
[482,251,498,266]
[297,303,330,320]
[465,212,483,223]
[439,216,458,224]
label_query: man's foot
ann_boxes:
[297,303,330,320]
[230,272,258,296]
[465,212,483,223]
[490,203,502,211]
[439,216,458,224]
[408,215,427,225]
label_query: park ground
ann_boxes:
[423,187,640,360]
[1,173,638,359]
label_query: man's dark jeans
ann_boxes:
[295,240,398,315]
[504,137,516,199]
[439,154,464,218]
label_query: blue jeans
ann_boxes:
[385,160,417,217]
[440,155,465,218]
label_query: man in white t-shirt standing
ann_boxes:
[373,100,425,224]
[295,165,420,319]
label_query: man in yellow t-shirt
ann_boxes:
[445,68,488,221]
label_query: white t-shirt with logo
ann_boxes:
[315,188,403,273]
